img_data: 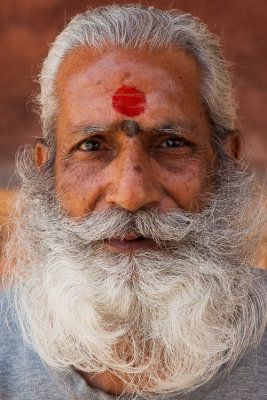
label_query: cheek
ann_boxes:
[55,161,104,216]
[161,161,212,211]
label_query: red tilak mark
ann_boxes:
[112,85,146,117]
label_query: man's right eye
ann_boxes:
[78,140,101,151]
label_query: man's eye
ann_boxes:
[79,140,101,151]
[161,138,186,148]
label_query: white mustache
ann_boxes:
[63,208,194,245]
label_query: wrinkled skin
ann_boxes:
[35,46,241,395]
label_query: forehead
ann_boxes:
[56,46,207,131]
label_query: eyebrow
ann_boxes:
[70,124,108,136]
[153,120,200,140]
[70,121,195,138]
[154,124,186,137]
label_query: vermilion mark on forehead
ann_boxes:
[112,85,146,117]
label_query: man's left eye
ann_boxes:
[161,138,186,148]
[78,140,101,151]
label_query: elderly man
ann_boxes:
[1,4,266,400]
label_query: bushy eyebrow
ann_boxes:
[153,121,199,140]
[70,121,194,138]
[70,124,108,136]
[154,124,185,136]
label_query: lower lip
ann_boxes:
[103,238,158,253]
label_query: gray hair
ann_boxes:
[38,4,235,150]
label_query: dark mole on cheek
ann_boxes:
[133,165,142,173]
[96,80,102,85]
[120,120,141,137]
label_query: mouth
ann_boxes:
[103,233,159,254]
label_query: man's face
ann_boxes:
[15,43,265,396]
[41,47,217,252]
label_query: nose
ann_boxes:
[105,142,161,211]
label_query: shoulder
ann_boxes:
[0,290,20,349]
[0,290,66,400]
[203,268,267,400]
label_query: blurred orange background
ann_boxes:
[0,0,266,268]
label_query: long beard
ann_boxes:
[3,155,267,396]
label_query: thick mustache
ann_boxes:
[65,208,194,244]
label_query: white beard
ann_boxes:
[3,157,267,395]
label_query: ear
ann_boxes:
[222,130,243,161]
[34,139,48,170]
